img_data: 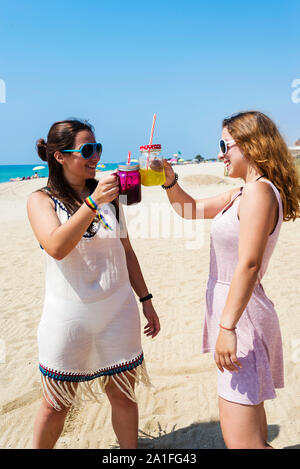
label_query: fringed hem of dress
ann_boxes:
[39,352,152,411]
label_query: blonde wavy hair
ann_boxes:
[223,111,300,221]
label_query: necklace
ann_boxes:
[255,175,265,181]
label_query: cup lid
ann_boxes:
[118,163,140,171]
[140,144,161,152]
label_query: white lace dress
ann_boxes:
[37,193,150,410]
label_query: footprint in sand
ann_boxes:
[0,388,41,415]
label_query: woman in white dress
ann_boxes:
[27,119,160,449]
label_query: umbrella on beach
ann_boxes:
[168,157,178,165]
[32,165,45,177]
[33,166,45,171]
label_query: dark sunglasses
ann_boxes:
[62,142,102,159]
[219,139,236,155]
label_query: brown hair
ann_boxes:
[223,111,300,221]
[36,119,99,233]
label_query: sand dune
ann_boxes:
[0,162,299,449]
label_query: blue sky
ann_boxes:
[0,0,299,164]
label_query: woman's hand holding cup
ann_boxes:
[92,174,119,206]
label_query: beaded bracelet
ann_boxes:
[161,173,178,190]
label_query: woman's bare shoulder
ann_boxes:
[239,180,277,217]
[241,179,276,201]
[27,189,55,209]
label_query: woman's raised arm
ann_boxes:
[27,174,119,259]
[27,191,96,259]
[162,159,241,220]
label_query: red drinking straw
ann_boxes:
[127,151,131,165]
[149,114,156,145]
[146,114,156,170]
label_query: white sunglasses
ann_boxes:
[219,139,236,155]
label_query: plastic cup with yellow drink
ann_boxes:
[139,144,166,186]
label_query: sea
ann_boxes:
[0,163,121,183]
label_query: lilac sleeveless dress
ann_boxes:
[202,179,284,405]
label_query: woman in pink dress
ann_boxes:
[162,111,300,449]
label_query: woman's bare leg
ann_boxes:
[33,396,70,448]
[105,372,139,449]
[259,403,270,445]
[218,396,273,449]
[33,379,76,449]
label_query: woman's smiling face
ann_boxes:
[218,127,248,179]
[60,130,101,181]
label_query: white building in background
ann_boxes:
[289,146,300,157]
[289,140,300,158]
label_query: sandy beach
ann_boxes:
[0,162,299,449]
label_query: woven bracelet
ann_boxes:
[85,196,97,212]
